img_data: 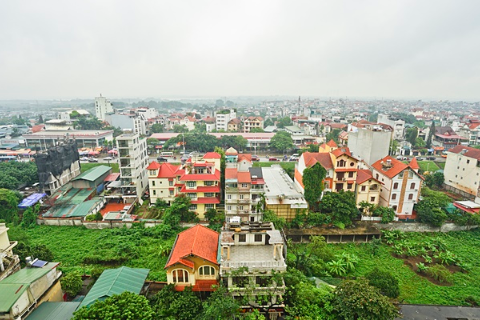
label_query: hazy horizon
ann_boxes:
[2,1,480,101]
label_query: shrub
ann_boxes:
[365,268,400,298]
[416,262,429,273]
[61,271,83,297]
[425,264,453,284]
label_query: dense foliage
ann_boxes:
[74,291,155,320]
[415,187,450,227]
[303,163,327,211]
[269,131,294,153]
[0,188,21,223]
[319,190,358,227]
[61,271,83,297]
[365,267,400,298]
[0,161,37,189]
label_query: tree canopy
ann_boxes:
[319,191,358,227]
[276,116,292,128]
[0,161,38,190]
[303,163,327,212]
[74,291,154,320]
[270,131,294,153]
[0,188,21,223]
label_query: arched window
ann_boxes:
[172,269,189,283]
[198,266,216,278]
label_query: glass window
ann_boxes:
[408,194,413,200]
[153,190,156,195]
[393,182,399,189]
[205,193,214,197]
[205,181,214,186]
[227,194,232,200]
[169,181,173,186]
[410,183,415,189]
[189,204,197,210]
[205,204,214,209]
[239,234,246,242]
[370,197,375,202]
[198,266,215,277]
[254,234,262,242]
[361,186,366,191]
[187,181,196,188]
[152,181,156,187]
[173,269,189,283]
[392,194,397,200]
[169,190,174,195]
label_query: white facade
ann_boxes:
[215,109,237,131]
[348,125,391,165]
[95,95,114,120]
[116,133,149,200]
[136,107,158,120]
[444,149,480,198]
[377,114,405,140]
[373,165,422,216]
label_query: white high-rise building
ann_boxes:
[95,94,114,120]
[116,133,149,202]
[215,109,236,131]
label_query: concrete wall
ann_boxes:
[37,218,166,229]
[377,222,478,233]
[348,129,390,165]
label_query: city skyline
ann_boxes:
[1,0,480,101]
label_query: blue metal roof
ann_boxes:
[18,193,47,209]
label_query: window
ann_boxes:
[254,234,263,242]
[392,194,397,200]
[392,205,397,211]
[467,159,470,164]
[189,204,197,210]
[152,181,156,187]
[370,197,375,202]
[187,181,196,188]
[187,193,197,199]
[239,206,244,210]
[205,193,214,197]
[241,183,247,188]
[398,172,404,178]
[393,182,399,189]
[408,194,413,200]
[149,170,156,176]
[348,172,354,178]
[350,162,355,167]
[240,194,244,199]
[347,183,353,190]
[256,276,270,287]
[410,183,415,189]
[205,204,214,209]
[232,276,249,287]
[205,181,214,186]
[238,234,246,242]
[376,174,379,179]
[227,194,232,200]
[172,269,189,283]
[169,181,173,186]
[198,266,215,277]
[361,186,366,192]
[227,205,232,210]
[169,190,174,196]
[153,190,156,195]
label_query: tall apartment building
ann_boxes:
[348,123,392,166]
[95,94,114,120]
[215,109,236,131]
[105,113,147,135]
[117,133,149,201]
[371,156,423,217]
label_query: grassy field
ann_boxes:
[417,160,440,173]
[80,162,119,173]
[10,225,175,281]
[328,229,480,305]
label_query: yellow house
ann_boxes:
[356,169,381,209]
[165,225,220,292]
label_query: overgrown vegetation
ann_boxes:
[0,161,37,189]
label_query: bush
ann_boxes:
[61,271,83,297]
[425,264,453,284]
[365,268,400,298]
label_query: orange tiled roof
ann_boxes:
[356,169,381,184]
[225,168,238,180]
[203,152,221,159]
[448,145,480,161]
[331,147,352,158]
[326,139,338,148]
[409,157,419,170]
[302,152,333,170]
[155,163,183,178]
[371,156,408,179]
[165,225,219,269]
[237,171,251,183]
[238,154,252,162]
[147,161,162,170]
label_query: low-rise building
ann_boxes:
[371,156,423,217]
[243,116,264,133]
[444,145,480,199]
[220,221,286,319]
[165,225,219,292]
[0,223,20,281]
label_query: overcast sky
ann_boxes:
[1,0,480,101]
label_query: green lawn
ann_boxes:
[9,225,175,281]
[417,161,440,173]
[328,229,480,305]
[80,162,119,173]
[253,161,295,171]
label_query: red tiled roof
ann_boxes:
[177,258,194,269]
[191,197,221,204]
[147,161,161,170]
[165,225,219,269]
[155,163,182,178]
[237,171,251,183]
[180,185,221,193]
[225,168,238,180]
[194,163,214,167]
[435,133,467,140]
[469,123,480,130]
[238,154,252,162]
[331,147,352,158]
[302,152,333,170]
[409,157,419,170]
[180,170,221,181]
[356,169,381,185]
[251,178,265,185]
[371,156,408,179]
[448,145,480,161]
[326,139,338,147]
[203,152,221,159]
[104,173,120,182]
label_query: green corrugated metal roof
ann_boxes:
[78,267,149,308]
[68,199,102,217]
[1,266,53,284]
[26,302,80,320]
[0,283,29,312]
[73,165,111,182]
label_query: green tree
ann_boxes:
[200,286,241,319]
[162,194,196,227]
[250,127,264,133]
[74,291,154,320]
[319,191,358,227]
[150,123,164,133]
[264,118,274,127]
[21,205,40,228]
[406,127,418,146]
[415,137,426,148]
[433,172,444,189]
[0,188,20,223]
[325,129,341,144]
[270,131,294,153]
[426,121,435,149]
[389,139,399,155]
[415,187,450,227]
[61,271,83,298]
[276,116,292,128]
[150,285,202,320]
[303,163,327,212]
[173,124,189,133]
[287,236,331,275]
[372,206,395,223]
[365,268,400,298]
[332,279,399,320]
